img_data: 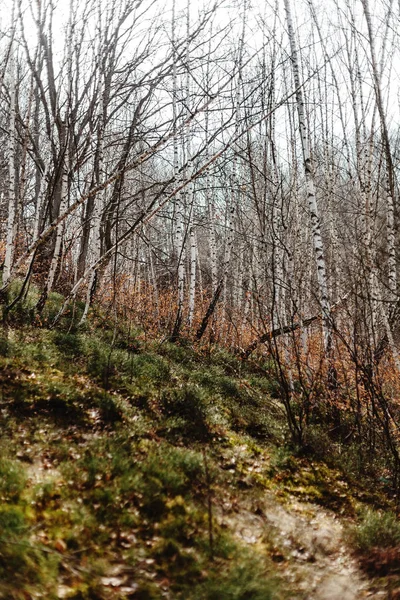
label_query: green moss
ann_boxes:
[1,317,395,598]
[267,451,353,513]
[0,458,27,502]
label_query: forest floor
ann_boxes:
[0,310,399,599]
[222,490,381,600]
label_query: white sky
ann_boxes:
[1,0,399,169]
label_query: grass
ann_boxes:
[0,319,289,599]
[351,509,400,552]
[1,295,399,597]
[349,509,400,578]
[187,553,280,600]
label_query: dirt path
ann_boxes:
[23,430,386,599]
[222,493,386,599]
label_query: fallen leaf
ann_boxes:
[54,539,67,553]
[57,585,74,598]
[120,584,139,594]
[101,576,126,587]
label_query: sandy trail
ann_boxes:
[222,493,386,599]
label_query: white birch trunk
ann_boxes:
[188,226,196,325]
[36,162,67,316]
[148,232,160,320]
[234,244,243,312]
[79,193,103,325]
[195,231,203,294]
[171,0,185,334]
[79,5,107,325]
[3,40,16,286]
[284,0,332,353]
[361,0,397,299]
[204,30,218,293]
[185,0,196,327]
[271,173,284,330]
[207,173,218,291]
[222,0,247,311]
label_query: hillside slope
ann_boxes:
[0,320,398,599]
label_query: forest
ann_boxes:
[1,0,400,598]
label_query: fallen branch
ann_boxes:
[241,291,352,359]
[241,315,319,359]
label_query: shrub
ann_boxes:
[160,386,210,440]
[42,291,65,323]
[2,280,39,325]
[351,509,400,552]
[0,335,13,357]
[209,348,242,376]
[0,459,27,502]
[187,554,279,600]
[157,341,196,365]
[350,509,400,576]
[130,353,171,384]
[52,331,83,358]
[0,506,55,587]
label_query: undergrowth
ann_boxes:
[349,509,400,577]
[0,289,399,597]
[0,313,287,599]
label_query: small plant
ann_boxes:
[351,509,400,552]
[0,505,57,593]
[52,331,83,358]
[0,335,13,357]
[160,385,211,440]
[187,553,280,600]
[269,446,298,473]
[350,509,400,576]
[157,341,196,365]
[0,458,27,502]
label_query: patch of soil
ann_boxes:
[220,493,387,600]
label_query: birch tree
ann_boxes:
[3,24,16,286]
[283,0,332,354]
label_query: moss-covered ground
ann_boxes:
[0,308,399,598]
